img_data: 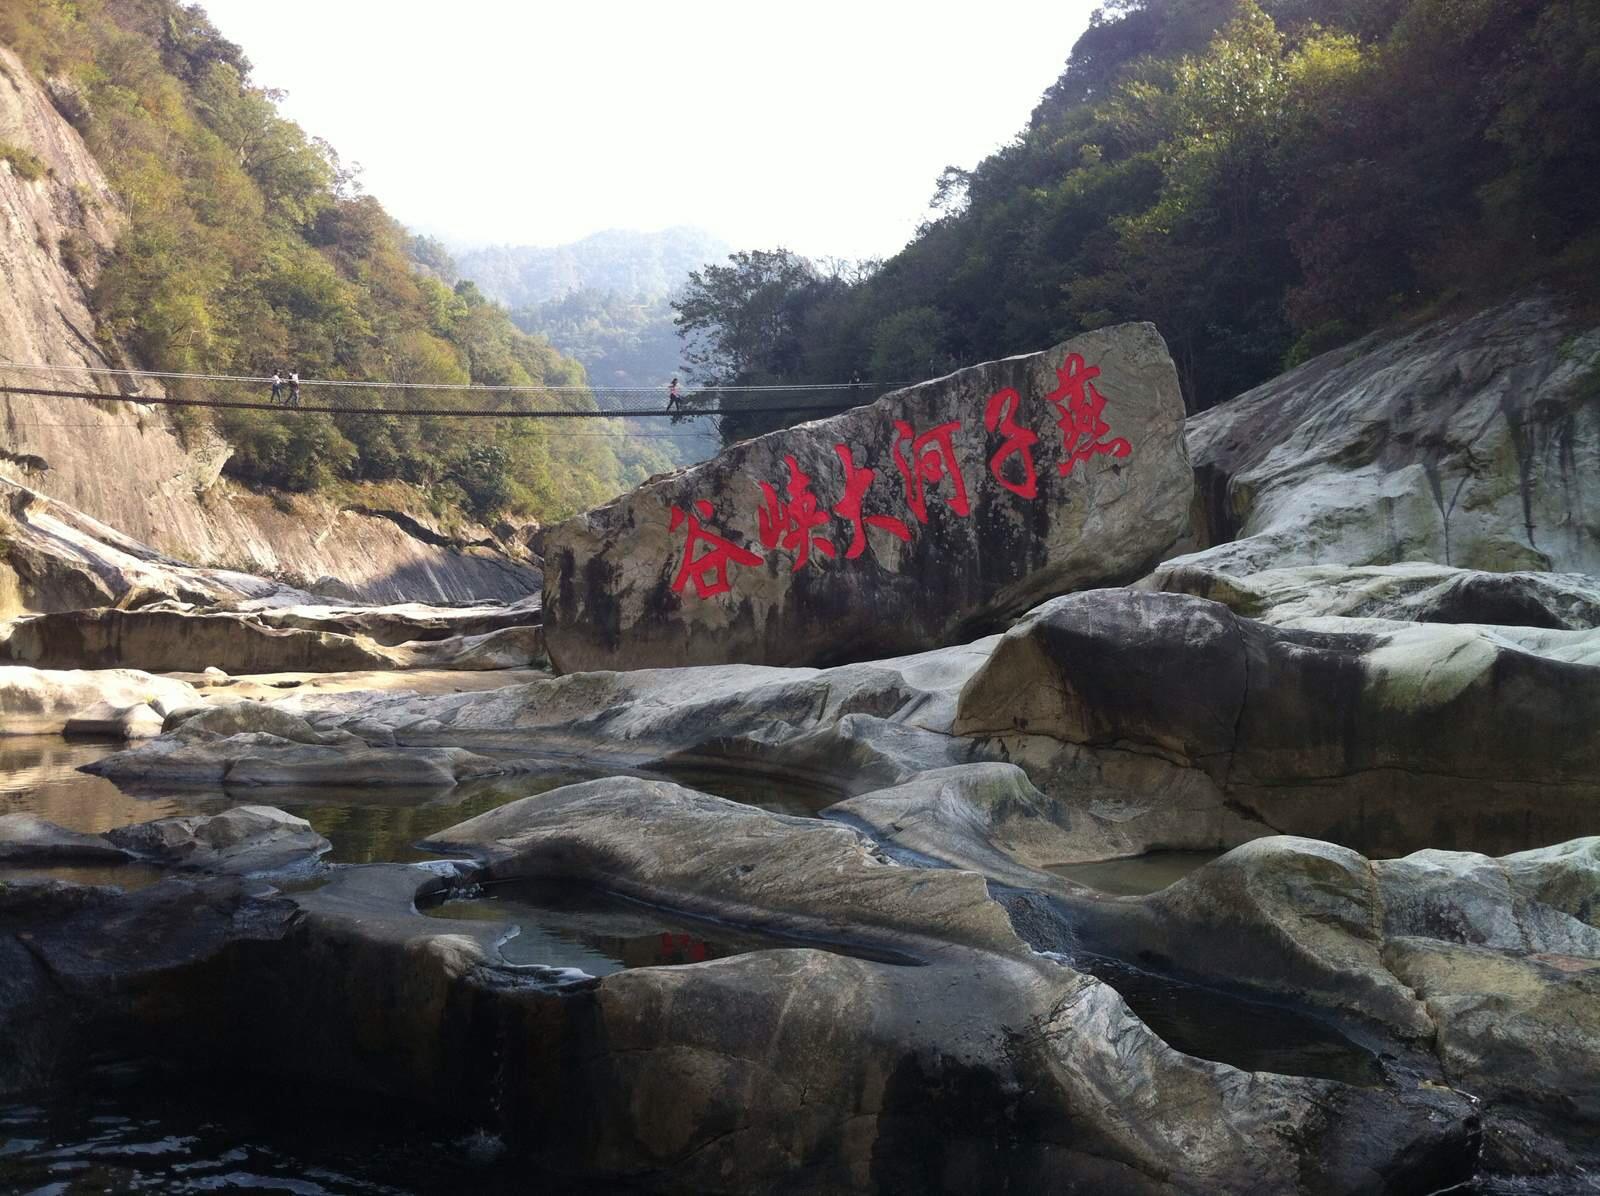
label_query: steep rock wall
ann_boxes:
[1172,294,1600,577]
[0,46,534,605]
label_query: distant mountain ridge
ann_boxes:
[455,227,730,308]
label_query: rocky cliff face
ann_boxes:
[0,46,535,605]
[1173,293,1600,578]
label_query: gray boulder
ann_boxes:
[84,703,505,788]
[1,805,328,875]
[0,813,131,863]
[0,664,199,735]
[403,778,1475,1192]
[61,699,166,738]
[954,588,1600,858]
[545,323,1190,671]
[823,762,1084,889]
[1053,835,1600,1159]
[103,805,329,874]
[87,637,998,791]
[1384,938,1600,1128]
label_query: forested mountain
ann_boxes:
[0,0,659,523]
[676,0,1599,443]
[451,228,730,466]
[455,227,728,310]
[518,289,683,393]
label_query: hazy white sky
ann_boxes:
[197,1,1099,259]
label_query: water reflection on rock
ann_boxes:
[424,877,919,974]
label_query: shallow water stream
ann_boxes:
[0,736,834,869]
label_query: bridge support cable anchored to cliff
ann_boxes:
[0,362,903,422]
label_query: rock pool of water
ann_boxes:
[1072,953,1384,1087]
[423,878,919,973]
[0,736,834,867]
[1047,850,1223,895]
[642,761,844,816]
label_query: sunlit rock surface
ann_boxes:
[84,702,507,788]
[1174,294,1600,577]
[0,803,327,873]
[1149,560,1600,629]
[954,587,1600,857]
[545,323,1191,671]
[0,664,198,735]
[0,602,546,675]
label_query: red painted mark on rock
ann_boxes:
[832,443,912,559]
[1044,353,1131,477]
[757,454,836,573]
[892,419,970,522]
[670,499,763,598]
[983,387,1040,499]
[670,352,1134,597]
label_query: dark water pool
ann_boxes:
[642,762,844,817]
[0,1061,563,1195]
[1046,850,1223,896]
[1074,953,1384,1087]
[423,878,918,974]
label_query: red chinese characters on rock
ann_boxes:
[892,419,970,522]
[832,444,911,559]
[669,351,1135,598]
[1043,353,1131,477]
[669,499,763,598]
[757,454,836,572]
[982,387,1040,499]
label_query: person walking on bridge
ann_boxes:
[287,370,301,406]
[667,376,683,411]
[269,370,284,404]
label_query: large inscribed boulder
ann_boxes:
[545,324,1190,670]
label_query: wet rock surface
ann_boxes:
[545,323,1191,672]
[101,805,330,874]
[1058,837,1600,1174]
[0,776,1490,1193]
